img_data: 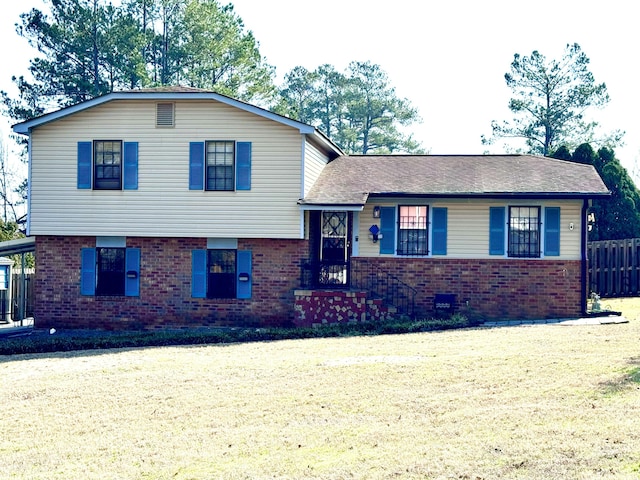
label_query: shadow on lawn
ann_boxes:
[0,315,476,359]
[599,356,640,395]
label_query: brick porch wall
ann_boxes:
[293,290,397,327]
[34,236,309,330]
[351,257,584,321]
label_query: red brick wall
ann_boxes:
[33,236,585,329]
[352,257,584,321]
[34,236,309,330]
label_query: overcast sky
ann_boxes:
[1,0,638,175]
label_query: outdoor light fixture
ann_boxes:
[372,206,381,218]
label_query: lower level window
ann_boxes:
[508,206,540,258]
[208,249,236,298]
[96,247,125,296]
[398,205,428,255]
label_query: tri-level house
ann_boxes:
[13,87,609,330]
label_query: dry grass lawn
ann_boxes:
[2,300,640,479]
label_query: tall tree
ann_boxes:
[2,0,148,123]
[589,147,640,240]
[557,144,640,240]
[483,43,622,156]
[2,0,277,127]
[311,64,347,142]
[276,66,319,125]
[277,61,423,154]
[0,137,23,225]
[180,0,275,102]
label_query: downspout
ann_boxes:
[299,136,306,239]
[27,133,32,236]
[581,199,589,315]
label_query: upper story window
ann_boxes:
[508,206,540,258]
[398,205,428,255]
[94,140,122,190]
[206,141,235,191]
[189,141,251,191]
[78,140,138,190]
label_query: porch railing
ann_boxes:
[300,260,417,318]
[300,260,349,289]
[350,263,417,319]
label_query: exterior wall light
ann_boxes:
[372,206,381,218]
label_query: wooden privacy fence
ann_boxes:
[587,238,640,297]
[11,269,34,320]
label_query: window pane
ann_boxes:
[398,206,428,255]
[508,206,540,258]
[208,249,236,298]
[96,247,125,296]
[206,141,235,191]
[94,140,122,190]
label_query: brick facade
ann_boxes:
[34,236,309,330]
[34,236,585,330]
[351,257,584,321]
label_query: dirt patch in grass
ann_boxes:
[2,308,640,479]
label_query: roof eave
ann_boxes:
[367,191,611,199]
[298,202,365,211]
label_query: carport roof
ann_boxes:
[0,237,35,256]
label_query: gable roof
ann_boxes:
[12,87,343,158]
[299,154,610,207]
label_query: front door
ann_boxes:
[319,211,351,286]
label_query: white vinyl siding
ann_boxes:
[356,199,583,260]
[303,140,330,197]
[29,99,306,238]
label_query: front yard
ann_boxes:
[1,299,639,479]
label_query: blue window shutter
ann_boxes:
[236,142,252,190]
[125,248,141,297]
[192,249,207,298]
[544,207,561,256]
[77,142,92,189]
[489,207,506,255]
[80,248,96,295]
[379,206,396,254]
[432,207,448,255]
[123,142,139,190]
[189,142,205,190]
[236,250,252,299]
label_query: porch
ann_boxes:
[294,259,417,327]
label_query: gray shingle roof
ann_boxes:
[300,155,610,206]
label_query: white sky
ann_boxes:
[1,0,639,175]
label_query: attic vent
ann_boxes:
[156,103,174,127]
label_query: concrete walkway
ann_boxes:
[481,315,629,328]
[0,318,35,338]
